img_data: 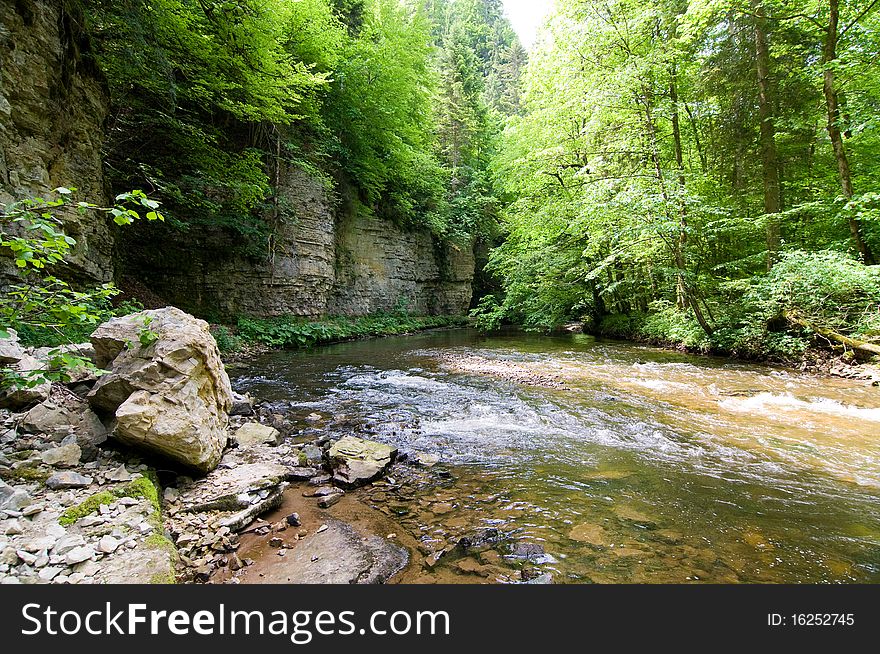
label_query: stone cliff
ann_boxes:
[119,166,475,319]
[0,1,475,317]
[0,0,112,284]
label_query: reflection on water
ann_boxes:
[234,329,880,583]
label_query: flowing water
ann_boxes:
[232,329,880,584]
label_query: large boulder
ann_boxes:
[87,307,232,473]
[329,436,397,489]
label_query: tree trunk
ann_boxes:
[823,0,875,264]
[786,312,880,356]
[641,88,713,336]
[669,66,689,311]
[752,0,782,270]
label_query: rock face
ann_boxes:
[87,307,233,472]
[0,0,113,285]
[329,436,397,489]
[120,169,475,319]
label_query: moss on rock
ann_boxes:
[59,491,116,526]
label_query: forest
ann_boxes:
[477,0,880,361]
[3,0,880,363]
[3,0,880,591]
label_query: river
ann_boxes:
[231,328,880,584]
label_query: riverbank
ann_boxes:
[562,316,880,384]
[212,313,471,359]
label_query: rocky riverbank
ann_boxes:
[1,307,553,585]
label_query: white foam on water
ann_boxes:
[719,392,880,423]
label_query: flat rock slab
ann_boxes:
[234,423,281,448]
[329,436,397,489]
[270,518,407,584]
[178,462,289,513]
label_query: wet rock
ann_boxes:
[568,523,611,547]
[88,308,232,473]
[234,423,282,448]
[413,452,440,468]
[286,513,302,527]
[303,486,339,498]
[285,467,319,481]
[301,445,324,466]
[328,436,397,489]
[522,573,554,585]
[613,504,658,526]
[457,528,503,552]
[268,518,407,584]
[230,392,255,417]
[178,462,288,513]
[317,493,343,509]
[508,542,545,560]
[455,558,493,577]
[214,486,286,533]
[39,443,82,467]
[45,472,92,489]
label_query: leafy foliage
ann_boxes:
[0,189,162,388]
[236,313,468,349]
[83,0,524,253]
[481,0,880,359]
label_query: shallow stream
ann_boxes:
[233,329,880,583]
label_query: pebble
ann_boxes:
[79,515,104,527]
[285,513,301,527]
[38,567,62,581]
[45,472,93,489]
[106,465,133,482]
[16,550,37,565]
[65,546,94,565]
[3,519,22,536]
[53,535,86,556]
[316,524,328,534]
